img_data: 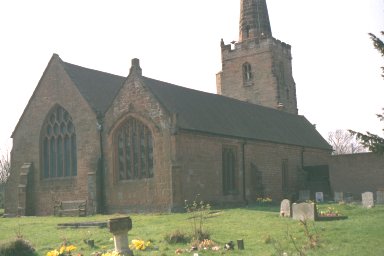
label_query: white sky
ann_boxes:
[0,0,383,153]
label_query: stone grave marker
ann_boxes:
[377,190,384,204]
[280,199,291,217]
[299,190,310,201]
[334,192,343,202]
[292,202,316,221]
[362,192,374,208]
[315,192,324,203]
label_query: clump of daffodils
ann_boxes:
[46,245,77,256]
[129,239,151,251]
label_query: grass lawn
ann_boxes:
[0,203,383,256]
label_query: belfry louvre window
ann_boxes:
[243,62,252,83]
[115,118,154,180]
[42,106,77,178]
[222,146,238,195]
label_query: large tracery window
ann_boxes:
[42,106,77,179]
[115,118,154,180]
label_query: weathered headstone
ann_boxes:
[377,190,384,204]
[362,192,374,208]
[334,192,343,202]
[280,199,291,217]
[299,190,310,201]
[315,192,324,203]
[108,216,133,256]
[292,202,316,221]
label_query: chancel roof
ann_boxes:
[63,60,331,150]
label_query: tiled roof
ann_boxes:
[63,61,125,114]
[143,77,331,150]
[62,61,330,150]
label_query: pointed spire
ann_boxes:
[239,0,272,42]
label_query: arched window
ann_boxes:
[115,118,154,180]
[245,25,250,39]
[42,106,77,179]
[243,62,252,83]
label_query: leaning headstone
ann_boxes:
[299,190,310,201]
[315,192,324,203]
[280,199,291,217]
[292,202,316,221]
[334,192,343,202]
[377,190,384,204]
[362,192,374,208]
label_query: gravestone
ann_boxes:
[280,199,291,217]
[362,192,374,208]
[334,192,343,202]
[292,202,316,221]
[315,192,324,203]
[377,190,384,204]
[299,190,310,201]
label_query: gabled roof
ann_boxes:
[142,77,331,150]
[62,61,125,114]
[52,57,331,150]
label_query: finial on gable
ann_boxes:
[129,58,142,76]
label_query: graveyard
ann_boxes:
[1,200,384,255]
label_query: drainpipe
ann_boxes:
[96,111,106,214]
[241,141,248,205]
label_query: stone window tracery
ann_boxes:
[115,118,154,180]
[42,105,77,179]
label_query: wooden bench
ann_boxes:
[54,200,87,217]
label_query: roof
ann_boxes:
[62,61,125,114]
[61,58,330,150]
[142,77,331,150]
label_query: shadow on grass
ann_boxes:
[243,204,280,213]
[210,204,280,213]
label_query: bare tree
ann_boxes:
[0,149,10,184]
[328,130,366,155]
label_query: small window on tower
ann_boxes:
[243,62,253,85]
[245,25,250,39]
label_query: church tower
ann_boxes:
[216,0,298,114]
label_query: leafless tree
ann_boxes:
[328,129,367,155]
[0,149,10,184]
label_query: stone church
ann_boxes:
[5,0,331,216]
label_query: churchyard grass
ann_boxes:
[0,204,383,255]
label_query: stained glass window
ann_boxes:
[42,106,77,178]
[115,118,154,180]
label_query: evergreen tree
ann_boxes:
[350,31,384,154]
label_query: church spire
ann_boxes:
[239,0,272,42]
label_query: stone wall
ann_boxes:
[329,153,384,199]
[5,55,98,216]
[103,75,174,213]
[175,131,330,206]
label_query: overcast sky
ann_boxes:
[1,0,383,153]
